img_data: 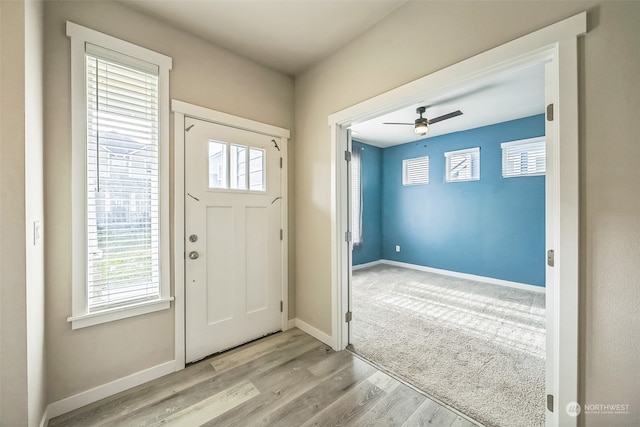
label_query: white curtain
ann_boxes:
[351,147,363,247]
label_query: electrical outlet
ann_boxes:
[395,245,400,252]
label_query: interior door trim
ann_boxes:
[329,12,586,427]
[172,100,290,370]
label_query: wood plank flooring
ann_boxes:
[49,328,479,427]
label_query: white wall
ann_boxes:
[43,0,294,403]
[0,1,29,424]
[0,0,46,425]
[294,2,640,425]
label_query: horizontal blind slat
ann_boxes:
[87,60,158,88]
[89,274,159,290]
[86,43,159,75]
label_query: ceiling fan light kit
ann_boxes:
[383,105,463,136]
[414,121,429,134]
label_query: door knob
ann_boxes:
[188,251,199,260]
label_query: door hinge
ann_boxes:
[546,103,554,121]
[280,157,283,168]
[345,231,352,242]
[345,311,352,322]
[547,394,554,412]
[280,301,283,313]
[280,229,284,240]
[547,249,555,267]
[345,151,351,162]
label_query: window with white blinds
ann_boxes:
[67,22,172,329]
[502,137,546,177]
[403,156,429,185]
[445,147,480,182]
[86,47,160,311]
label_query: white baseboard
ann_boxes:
[287,318,296,330]
[381,259,545,293]
[44,360,175,422]
[351,259,384,271]
[40,407,49,427]
[293,318,334,348]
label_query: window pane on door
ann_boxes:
[209,141,227,189]
[230,144,247,190]
[249,148,266,191]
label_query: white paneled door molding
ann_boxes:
[184,118,282,362]
[172,100,290,369]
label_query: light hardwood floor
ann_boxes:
[49,328,478,426]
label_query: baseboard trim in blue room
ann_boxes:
[351,260,384,271]
[353,259,546,294]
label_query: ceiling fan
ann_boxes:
[383,106,463,135]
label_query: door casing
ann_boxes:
[328,12,586,427]
[172,100,290,370]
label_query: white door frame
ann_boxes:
[172,100,290,370]
[328,12,586,427]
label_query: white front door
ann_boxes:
[185,117,283,363]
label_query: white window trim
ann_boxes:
[445,147,480,182]
[67,22,173,330]
[501,136,546,178]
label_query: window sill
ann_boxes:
[502,172,546,178]
[67,297,174,330]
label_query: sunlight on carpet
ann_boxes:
[350,264,546,427]
[377,282,545,357]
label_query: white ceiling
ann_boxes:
[119,1,545,145]
[351,62,546,147]
[119,0,408,76]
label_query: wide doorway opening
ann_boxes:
[347,62,547,426]
[329,13,584,427]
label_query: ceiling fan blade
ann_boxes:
[383,122,414,125]
[427,110,463,125]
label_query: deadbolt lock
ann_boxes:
[189,234,198,243]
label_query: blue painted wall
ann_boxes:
[352,141,383,265]
[353,114,546,287]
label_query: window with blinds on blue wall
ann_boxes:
[501,137,546,178]
[445,147,480,182]
[402,156,430,186]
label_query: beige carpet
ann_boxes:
[350,264,545,427]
